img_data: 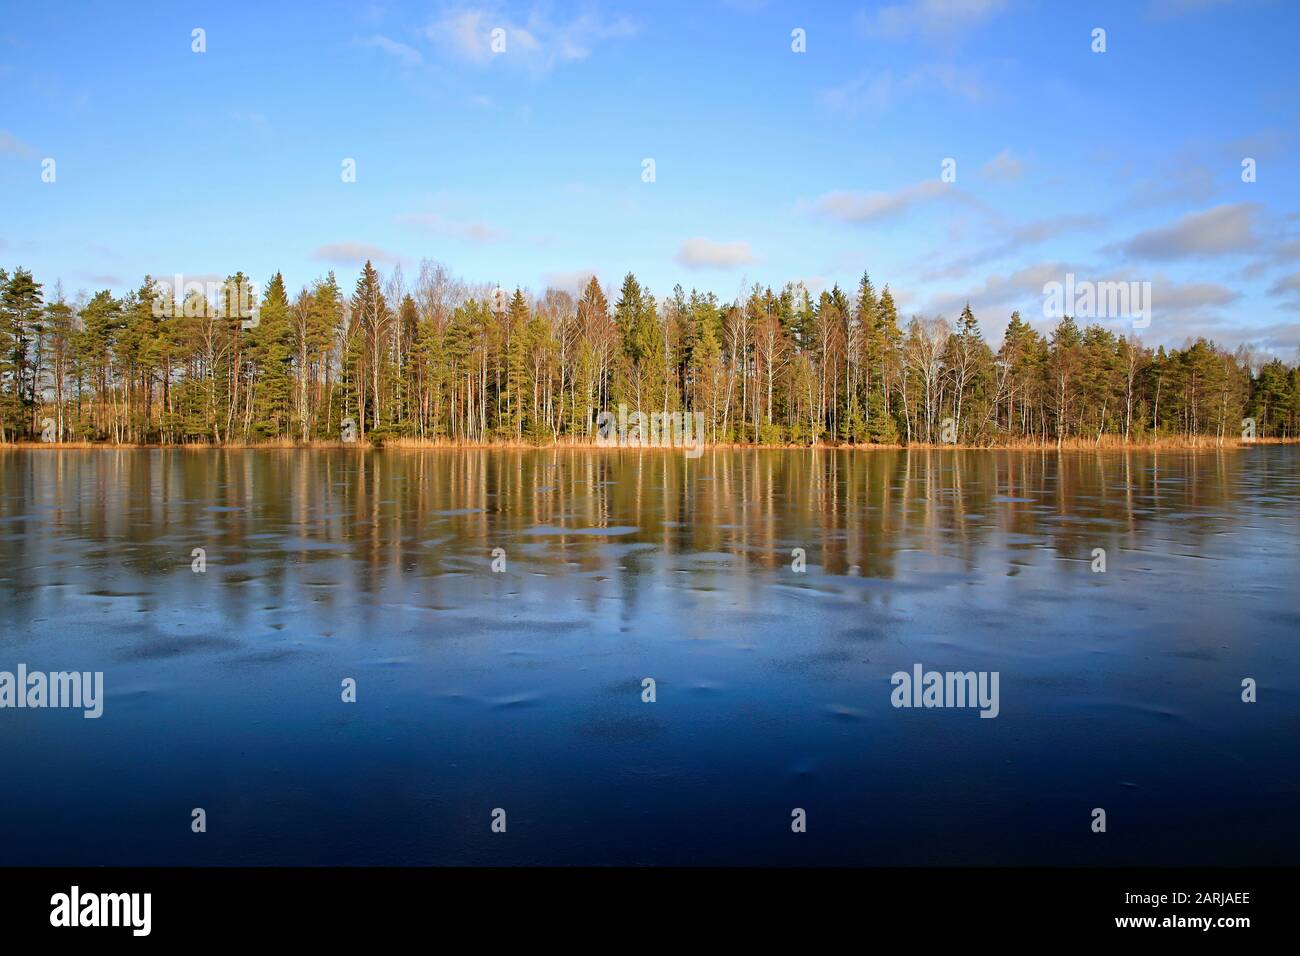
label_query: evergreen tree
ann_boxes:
[0,268,44,439]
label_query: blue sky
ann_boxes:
[2,0,1298,353]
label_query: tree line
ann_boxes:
[1,260,1297,447]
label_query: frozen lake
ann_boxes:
[1,446,1297,865]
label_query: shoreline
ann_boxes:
[2,437,1295,452]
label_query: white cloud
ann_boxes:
[676,238,755,269]
[544,269,600,294]
[311,243,402,267]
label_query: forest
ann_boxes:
[1,260,1297,447]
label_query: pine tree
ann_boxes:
[0,267,44,439]
[504,288,530,440]
[250,273,293,438]
[854,272,879,433]
[349,261,389,438]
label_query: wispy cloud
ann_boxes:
[927,260,1082,321]
[358,34,424,65]
[230,110,270,132]
[1154,277,1242,311]
[917,213,1102,281]
[1118,203,1262,260]
[1242,235,1300,280]
[822,63,987,113]
[1270,238,1300,263]
[424,6,638,74]
[978,148,1023,181]
[0,238,38,254]
[802,180,965,226]
[76,271,123,287]
[860,0,1009,43]
[1149,315,1300,354]
[0,130,37,157]
[676,238,755,269]
[1268,271,1300,310]
[1146,0,1240,19]
[395,211,508,242]
[1120,163,1219,210]
[821,72,896,114]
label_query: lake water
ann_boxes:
[1,447,1297,865]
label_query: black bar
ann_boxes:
[0,866,1284,942]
